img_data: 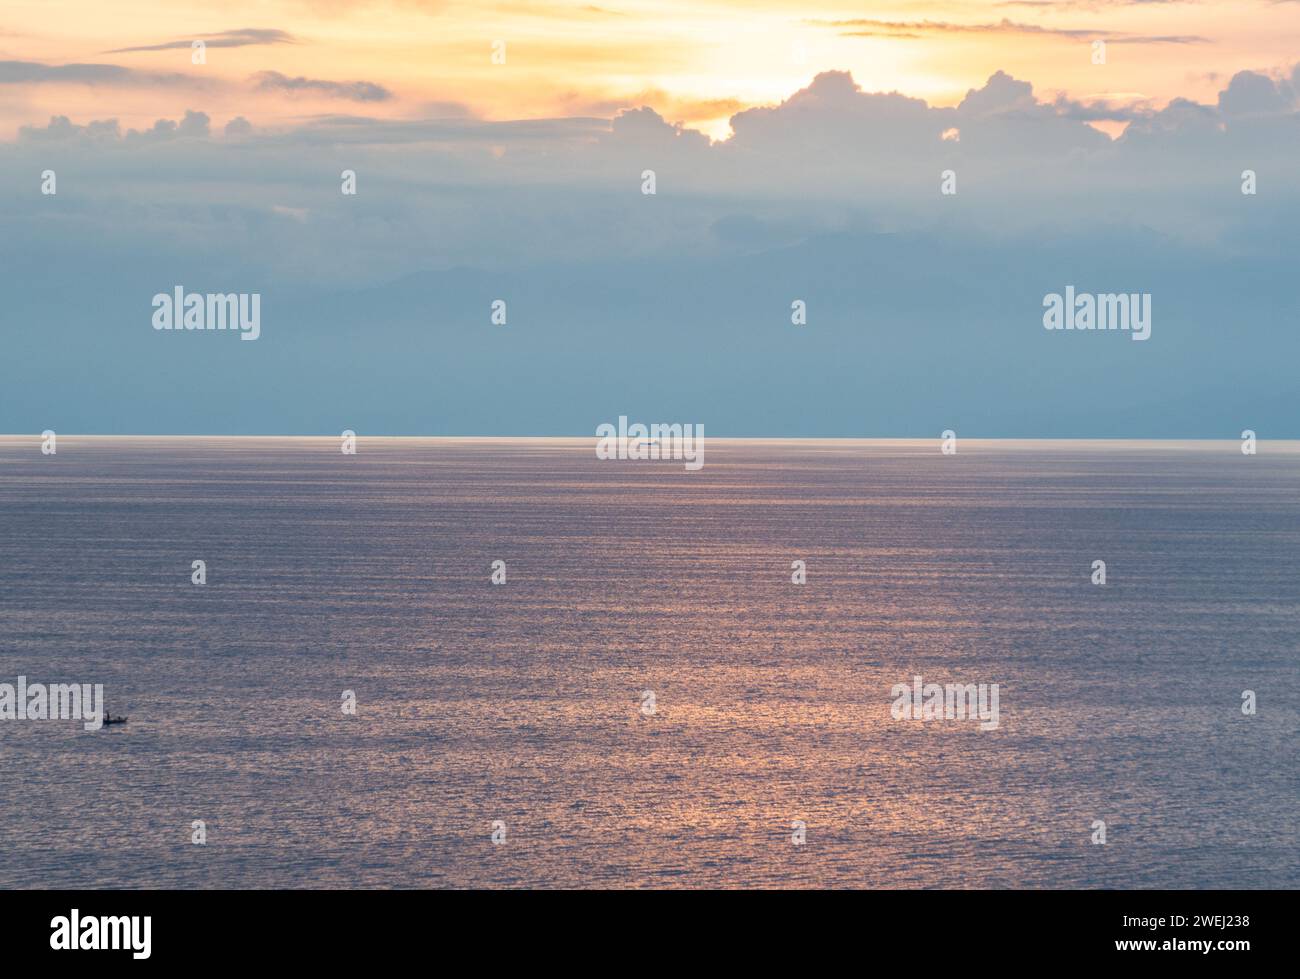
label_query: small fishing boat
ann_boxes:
[102,714,128,726]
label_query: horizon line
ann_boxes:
[2,434,1290,443]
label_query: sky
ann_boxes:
[1,1,1298,436]
[4,1,1300,139]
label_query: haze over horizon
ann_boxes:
[2,2,1298,436]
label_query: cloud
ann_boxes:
[0,60,200,87]
[1051,94,1155,122]
[608,105,710,148]
[252,71,393,102]
[262,114,609,146]
[562,88,746,126]
[15,115,122,141]
[126,109,211,141]
[3,63,1299,436]
[412,100,476,119]
[813,17,1208,44]
[106,28,295,54]
[3,64,1298,283]
[17,109,210,141]
[958,70,1037,114]
[1218,70,1295,115]
[727,70,937,151]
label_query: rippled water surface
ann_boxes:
[0,437,1296,888]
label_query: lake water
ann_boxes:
[0,437,1296,888]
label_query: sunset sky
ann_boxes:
[3,0,1298,140]
[1,1,1298,437]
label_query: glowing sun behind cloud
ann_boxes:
[1,0,1297,139]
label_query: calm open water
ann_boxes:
[0,437,1296,888]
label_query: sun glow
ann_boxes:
[1,1,1296,139]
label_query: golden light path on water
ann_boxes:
[0,437,1296,887]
